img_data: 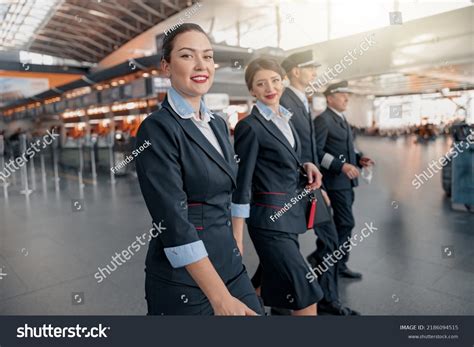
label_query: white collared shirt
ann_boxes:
[287,85,310,113]
[167,88,224,157]
[255,100,295,148]
[328,106,346,120]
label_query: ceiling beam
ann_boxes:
[161,0,183,12]
[132,0,166,20]
[39,28,109,52]
[48,19,120,46]
[34,35,102,59]
[99,1,154,27]
[63,3,142,34]
[54,12,130,40]
[29,42,93,62]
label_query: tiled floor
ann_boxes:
[0,135,473,315]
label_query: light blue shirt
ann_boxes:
[164,240,208,269]
[231,100,294,219]
[167,87,214,122]
[288,85,310,112]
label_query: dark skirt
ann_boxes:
[145,266,263,315]
[248,226,324,310]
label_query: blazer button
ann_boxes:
[227,220,231,227]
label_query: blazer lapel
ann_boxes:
[209,120,231,162]
[253,107,302,166]
[289,121,302,159]
[286,88,311,120]
[162,101,236,186]
[209,119,240,177]
[329,108,347,129]
[327,108,356,164]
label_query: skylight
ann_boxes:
[0,0,63,51]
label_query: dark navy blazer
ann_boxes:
[280,87,319,165]
[232,105,310,234]
[313,107,362,190]
[135,97,242,287]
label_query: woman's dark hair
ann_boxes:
[244,57,285,91]
[161,23,208,63]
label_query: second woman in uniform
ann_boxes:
[231,57,324,315]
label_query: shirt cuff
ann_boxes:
[321,153,335,169]
[231,203,250,218]
[164,240,208,268]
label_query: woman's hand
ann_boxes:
[211,294,258,316]
[186,257,257,316]
[303,162,322,190]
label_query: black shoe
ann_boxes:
[318,301,361,316]
[339,267,362,279]
[270,307,292,316]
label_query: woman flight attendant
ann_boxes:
[135,23,262,316]
[232,57,324,316]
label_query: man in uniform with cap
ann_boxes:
[314,81,374,280]
[280,50,320,164]
[278,51,359,315]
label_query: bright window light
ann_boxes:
[213,0,473,50]
[0,0,62,50]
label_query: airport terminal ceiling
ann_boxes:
[1,1,472,108]
[0,0,193,62]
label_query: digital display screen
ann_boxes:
[123,79,148,99]
[101,87,121,104]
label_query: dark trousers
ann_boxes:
[326,189,355,267]
[308,219,340,304]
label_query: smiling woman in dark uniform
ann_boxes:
[232,57,324,316]
[135,23,261,316]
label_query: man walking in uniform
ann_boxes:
[280,52,359,315]
[314,81,374,280]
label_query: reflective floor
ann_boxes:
[0,135,473,315]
